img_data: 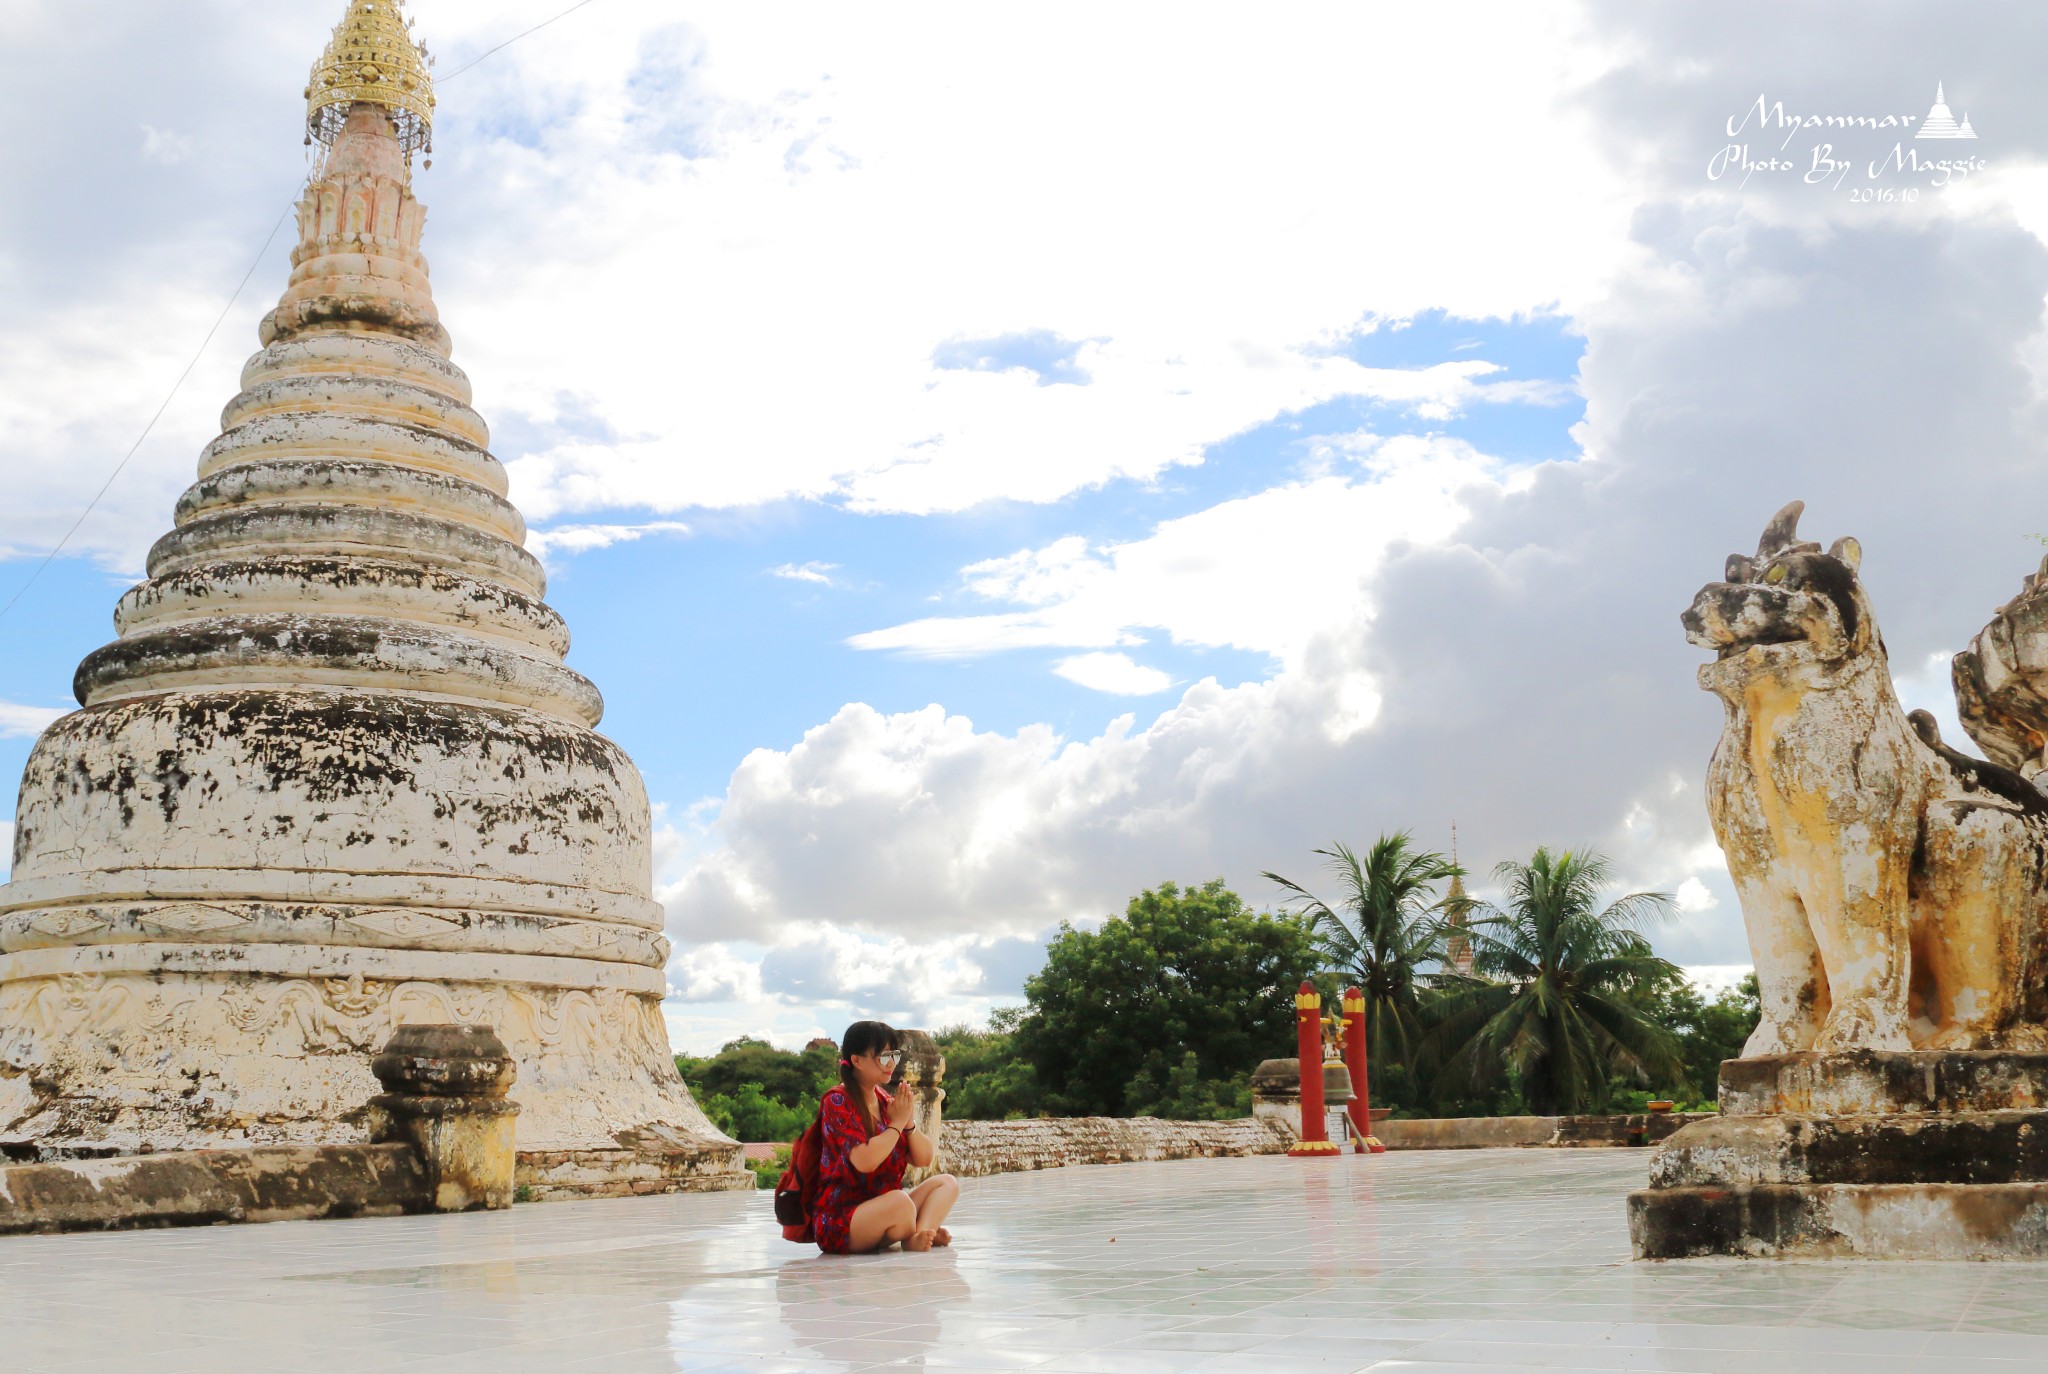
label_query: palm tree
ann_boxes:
[1262,833,1460,1074]
[1426,847,1683,1115]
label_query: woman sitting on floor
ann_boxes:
[812,1020,960,1254]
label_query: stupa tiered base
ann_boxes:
[1630,1051,2048,1259]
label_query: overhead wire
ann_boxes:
[0,201,294,624]
[0,0,603,625]
[437,0,601,82]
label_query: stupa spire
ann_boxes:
[305,0,435,168]
[0,2,740,1191]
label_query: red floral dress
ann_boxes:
[812,1084,910,1254]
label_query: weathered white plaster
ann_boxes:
[0,98,736,1182]
[116,562,571,657]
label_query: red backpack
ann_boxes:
[773,1111,826,1243]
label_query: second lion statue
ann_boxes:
[1683,501,2048,1056]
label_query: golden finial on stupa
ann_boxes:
[304,0,436,164]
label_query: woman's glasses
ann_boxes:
[874,1051,903,1067]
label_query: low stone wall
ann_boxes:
[1557,1112,1711,1146]
[1376,1113,1714,1150]
[937,1115,1293,1178]
[0,1144,428,1236]
[1375,1116,1562,1149]
[518,1146,757,1201]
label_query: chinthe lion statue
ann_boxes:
[1684,501,2048,1055]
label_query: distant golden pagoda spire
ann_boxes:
[305,0,436,164]
[1445,821,1474,976]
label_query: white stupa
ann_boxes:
[0,0,745,1197]
[1917,83,1976,139]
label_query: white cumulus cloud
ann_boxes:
[851,434,1507,668]
[668,943,765,1005]
[1053,653,1172,696]
[1674,877,1718,913]
[769,561,839,586]
[22,3,2048,1024]
[524,520,690,562]
[666,11,2048,985]
[0,7,1626,566]
[0,701,65,739]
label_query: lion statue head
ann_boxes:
[1683,500,1875,692]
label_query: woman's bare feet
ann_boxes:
[932,1227,952,1247]
[904,1228,937,1252]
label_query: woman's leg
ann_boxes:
[908,1174,959,1245]
[846,1190,918,1253]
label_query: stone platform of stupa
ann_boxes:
[0,0,747,1198]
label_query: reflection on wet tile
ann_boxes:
[2,1150,2042,1372]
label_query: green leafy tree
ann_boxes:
[676,1036,836,1108]
[1427,847,1684,1116]
[1125,1051,1254,1120]
[675,1036,841,1142]
[936,1007,1046,1120]
[1012,880,1319,1117]
[696,1081,816,1143]
[1691,973,1762,1094]
[1619,970,1761,1104]
[1262,834,1459,1076]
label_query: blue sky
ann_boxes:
[0,305,1592,815]
[7,2,2048,1051]
[0,302,1592,1051]
[542,309,1586,812]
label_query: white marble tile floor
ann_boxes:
[3,1149,2048,1372]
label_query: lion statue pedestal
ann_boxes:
[1630,502,2048,1259]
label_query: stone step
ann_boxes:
[74,613,602,725]
[174,459,521,544]
[147,504,542,596]
[241,333,473,407]
[1720,1049,2048,1116]
[114,558,571,658]
[0,1144,429,1236]
[1650,1109,2048,1187]
[1629,1180,2048,1260]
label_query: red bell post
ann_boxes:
[1288,982,1340,1158]
[1341,987,1385,1154]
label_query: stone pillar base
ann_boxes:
[1630,1051,2048,1259]
[1286,1140,1342,1159]
[367,1024,519,1212]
